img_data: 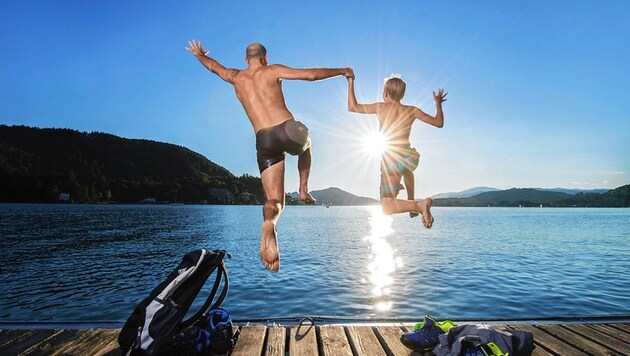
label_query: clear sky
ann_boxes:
[1,1,629,199]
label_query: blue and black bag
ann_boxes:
[118,249,235,355]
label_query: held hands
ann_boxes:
[185,40,209,57]
[433,89,448,104]
[344,67,355,80]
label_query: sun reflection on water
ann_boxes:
[363,206,403,312]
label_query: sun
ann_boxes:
[362,131,390,158]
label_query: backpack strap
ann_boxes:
[209,261,229,310]
[179,260,229,330]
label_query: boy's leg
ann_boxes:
[403,172,419,218]
[260,161,286,272]
[403,172,415,201]
[297,146,316,204]
[381,197,434,228]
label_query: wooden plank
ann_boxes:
[231,326,266,356]
[538,324,620,355]
[609,323,630,334]
[265,326,285,356]
[46,329,97,356]
[510,325,588,356]
[319,325,352,356]
[589,324,630,342]
[20,329,83,355]
[0,329,17,343]
[53,329,119,356]
[346,326,385,356]
[289,323,318,356]
[0,329,60,355]
[375,326,411,356]
[564,324,630,355]
[95,337,125,356]
[0,329,32,349]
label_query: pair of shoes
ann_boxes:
[400,315,456,352]
[150,309,234,356]
[158,327,211,356]
[207,308,236,354]
[463,342,507,356]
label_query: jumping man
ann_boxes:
[187,40,352,272]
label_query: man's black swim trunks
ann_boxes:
[255,118,311,173]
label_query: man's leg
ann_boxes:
[260,161,286,272]
[297,146,316,204]
[403,172,419,218]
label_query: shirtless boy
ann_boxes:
[347,73,446,228]
[187,40,352,271]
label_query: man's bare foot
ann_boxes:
[419,198,434,228]
[260,221,280,272]
[299,190,316,205]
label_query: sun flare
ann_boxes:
[362,131,389,158]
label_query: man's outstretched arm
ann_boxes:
[273,64,353,82]
[186,40,238,84]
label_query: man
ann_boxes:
[186,40,352,272]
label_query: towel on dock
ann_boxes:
[432,324,534,356]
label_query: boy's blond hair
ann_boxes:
[384,74,406,101]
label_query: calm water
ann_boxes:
[1,204,629,324]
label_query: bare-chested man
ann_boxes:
[186,40,352,272]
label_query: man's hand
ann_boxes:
[433,89,448,104]
[345,67,355,80]
[186,40,210,57]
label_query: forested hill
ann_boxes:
[433,185,630,207]
[0,125,264,204]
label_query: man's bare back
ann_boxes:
[231,66,294,133]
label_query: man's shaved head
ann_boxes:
[246,43,267,59]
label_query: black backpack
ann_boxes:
[118,249,230,355]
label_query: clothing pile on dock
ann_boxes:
[400,315,535,356]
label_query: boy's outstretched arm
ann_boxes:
[413,89,447,128]
[347,75,379,114]
[186,40,239,84]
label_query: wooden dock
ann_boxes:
[1,321,629,355]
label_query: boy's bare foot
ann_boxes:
[299,190,316,205]
[260,221,280,272]
[419,198,434,228]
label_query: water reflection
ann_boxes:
[363,207,403,312]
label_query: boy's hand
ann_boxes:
[344,67,355,80]
[433,89,448,104]
[186,40,210,57]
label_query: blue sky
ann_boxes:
[1,1,629,199]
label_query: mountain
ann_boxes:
[433,185,629,207]
[471,188,570,204]
[0,125,265,204]
[288,187,378,206]
[431,187,607,199]
[431,186,500,199]
[536,187,609,195]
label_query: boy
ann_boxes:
[347,72,446,228]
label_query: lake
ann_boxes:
[1,204,629,325]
